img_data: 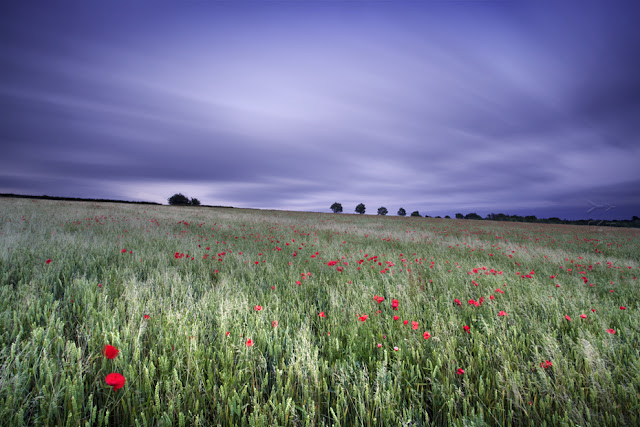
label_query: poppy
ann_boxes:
[411,321,419,330]
[359,314,368,322]
[393,316,399,321]
[498,311,507,317]
[254,305,262,311]
[454,299,462,306]
[392,299,399,310]
[606,328,616,334]
[620,306,626,310]
[105,373,126,391]
[463,325,470,334]
[144,315,150,320]
[580,314,587,319]
[246,339,254,347]
[272,320,278,328]
[394,346,399,351]
[103,345,119,360]
[45,259,52,264]
[319,311,326,318]
[565,315,571,321]
[540,360,552,369]
[456,368,465,375]
[423,331,431,340]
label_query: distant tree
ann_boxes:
[330,202,343,213]
[435,216,441,218]
[464,212,482,220]
[524,215,537,222]
[355,203,366,215]
[455,213,464,219]
[633,216,639,221]
[190,197,201,206]
[168,193,190,206]
[410,211,421,217]
[377,206,388,216]
[444,215,450,219]
[397,207,406,217]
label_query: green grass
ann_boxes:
[1,197,639,426]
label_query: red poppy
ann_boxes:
[456,368,465,375]
[411,321,419,330]
[392,299,399,310]
[454,299,461,306]
[606,328,616,334]
[45,259,52,264]
[620,306,626,310]
[423,331,431,339]
[254,305,262,311]
[121,249,127,253]
[103,345,119,360]
[540,360,552,369]
[565,315,571,321]
[498,311,507,316]
[580,314,587,319]
[403,320,409,325]
[463,325,470,334]
[358,314,368,322]
[393,315,399,321]
[246,339,253,347]
[105,373,126,391]
[272,320,278,328]
[319,311,326,318]
[143,315,150,320]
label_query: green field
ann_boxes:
[1,197,639,426]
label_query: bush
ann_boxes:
[168,193,190,206]
[330,202,343,213]
[355,203,366,215]
[190,198,201,206]
[410,211,421,217]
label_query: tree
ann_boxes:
[168,193,190,206]
[455,213,463,219]
[397,207,406,216]
[330,202,343,213]
[377,206,388,216]
[464,212,482,220]
[410,211,421,217]
[355,203,366,215]
[190,198,201,206]
[444,215,450,219]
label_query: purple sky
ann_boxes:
[1,1,639,220]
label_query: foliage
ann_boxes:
[168,193,190,205]
[455,213,464,219]
[190,197,201,206]
[330,202,343,213]
[397,207,406,217]
[410,210,421,217]
[377,206,388,216]
[464,212,482,220]
[1,197,639,426]
[355,203,366,214]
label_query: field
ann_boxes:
[1,197,639,426]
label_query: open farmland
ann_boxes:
[1,197,639,426]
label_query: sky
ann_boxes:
[1,1,639,220]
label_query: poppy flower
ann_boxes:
[580,314,587,319]
[319,311,326,318]
[394,346,399,351]
[246,339,253,347]
[463,325,470,334]
[358,314,368,322]
[393,315,399,321]
[45,259,52,264]
[423,331,431,339]
[456,368,465,375]
[606,328,616,334]
[454,299,461,306]
[103,345,119,360]
[620,306,626,310]
[272,320,278,328]
[411,321,419,330]
[403,320,409,325]
[121,249,127,253]
[392,299,399,310]
[565,315,571,321]
[498,311,507,317]
[105,373,126,391]
[254,305,262,311]
[144,315,150,320]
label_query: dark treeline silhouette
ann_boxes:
[471,212,640,229]
[0,193,161,205]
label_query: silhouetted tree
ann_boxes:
[455,213,464,219]
[168,193,190,206]
[355,203,366,214]
[330,202,343,213]
[397,207,406,216]
[445,215,450,219]
[410,211,421,217]
[377,206,388,216]
[464,212,482,220]
[633,216,639,221]
[190,198,201,206]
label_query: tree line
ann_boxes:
[329,202,640,228]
